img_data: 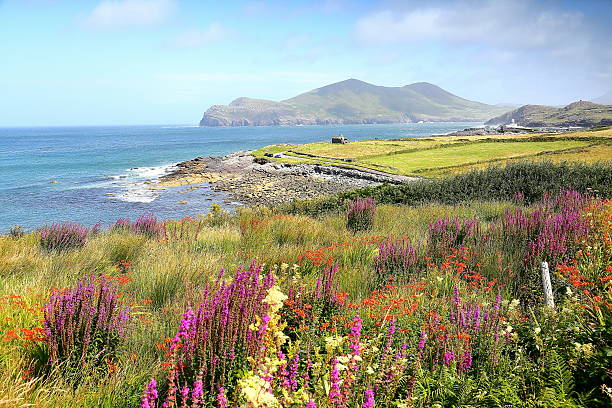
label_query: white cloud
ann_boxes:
[82,0,176,30]
[173,23,233,48]
[355,0,587,53]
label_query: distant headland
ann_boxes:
[199,79,513,127]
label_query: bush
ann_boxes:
[373,237,422,283]
[346,197,376,233]
[43,274,130,377]
[39,222,97,251]
[112,212,165,238]
[282,161,612,216]
[427,216,481,257]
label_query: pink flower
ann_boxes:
[363,388,375,408]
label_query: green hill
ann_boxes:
[199,79,511,126]
[485,100,612,127]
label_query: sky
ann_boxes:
[0,0,611,126]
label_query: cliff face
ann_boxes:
[485,101,612,127]
[199,79,511,127]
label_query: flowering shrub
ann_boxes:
[427,216,480,257]
[112,212,165,238]
[146,263,274,406]
[495,190,591,268]
[40,222,97,251]
[43,274,130,376]
[374,236,422,283]
[346,197,376,233]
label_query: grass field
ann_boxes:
[362,140,592,174]
[253,128,612,177]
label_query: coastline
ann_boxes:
[156,123,596,208]
[158,150,418,207]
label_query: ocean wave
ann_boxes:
[109,184,160,203]
[106,163,176,203]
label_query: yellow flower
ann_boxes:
[263,285,287,313]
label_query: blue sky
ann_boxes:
[1,0,611,126]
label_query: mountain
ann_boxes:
[592,90,612,105]
[485,100,612,127]
[199,79,511,126]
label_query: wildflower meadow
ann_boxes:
[0,185,610,407]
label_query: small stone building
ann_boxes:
[331,134,348,144]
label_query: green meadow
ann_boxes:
[254,128,612,177]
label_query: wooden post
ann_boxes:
[541,261,555,309]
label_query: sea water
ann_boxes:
[0,123,480,231]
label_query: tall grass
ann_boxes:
[0,188,609,407]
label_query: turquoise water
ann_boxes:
[0,123,479,231]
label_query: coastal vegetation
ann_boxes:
[254,128,612,178]
[0,163,611,407]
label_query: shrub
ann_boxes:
[39,222,95,251]
[346,197,376,233]
[373,236,422,283]
[282,161,612,216]
[427,216,481,256]
[112,212,165,238]
[43,274,130,376]
[495,190,590,267]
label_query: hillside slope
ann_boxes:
[199,79,510,126]
[485,101,612,127]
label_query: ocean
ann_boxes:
[0,123,480,232]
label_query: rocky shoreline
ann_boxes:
[159,150,417,207]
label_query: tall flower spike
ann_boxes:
[363,388,375,408]
[141,378,158,408]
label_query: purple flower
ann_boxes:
[216,387,228,408]
[443,351,455,366]
[43,274,130,370]
[460,351,473,372]
[418,331,427,353]
[190,379,203,406]
[141,378,158,408]
[453,285,461,306]
[329,359,342,407]
[40,222,90,251]
[349,316,363,356]
[347,197,376,232]
[363,388,375,408]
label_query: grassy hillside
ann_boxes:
[285,79,508,122]
[254,127,612,177]
[199,79,511,126]
[485,101,612,127]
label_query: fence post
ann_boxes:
[541,261,555,309]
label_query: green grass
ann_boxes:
[253,128,612,177]
[363,140,591,174]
